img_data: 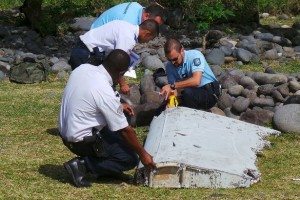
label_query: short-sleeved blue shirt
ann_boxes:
[91,2,144,29]
[166,50,217,87]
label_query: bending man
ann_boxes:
[91,2,165,29]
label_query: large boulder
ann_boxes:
[232,97,250,113]
[142,55,165,70]
[240,109,274,126]
[273,104,300,133]
[253,72,288,85]
[234,48,253,63]
[9,62,47,84]
[205,48,225,65]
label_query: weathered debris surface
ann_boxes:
[136,107,280,188]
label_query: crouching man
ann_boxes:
[59,49,155,187]
[160,38,220,110]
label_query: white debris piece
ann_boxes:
[136,107,280,188]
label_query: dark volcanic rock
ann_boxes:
[240,109,274,126]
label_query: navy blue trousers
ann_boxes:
[181,82,218,110]
[64,128,138,177]
[84,129,138,177]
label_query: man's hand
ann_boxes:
[122,103,134,116]
[120,83,130,95]
[160,84,172,100]
[139,151,156,170]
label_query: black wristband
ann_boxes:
[170,83,176,90]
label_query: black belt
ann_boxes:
[203,81,221,99]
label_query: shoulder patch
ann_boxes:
[193,58,201,66]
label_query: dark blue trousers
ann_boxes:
[63,128,138,177]
[181,81,219,110]
[84,128,138,176]
[69,47,90,70]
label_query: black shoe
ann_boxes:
[64,157,91,187]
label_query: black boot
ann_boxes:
[64,157,91,187]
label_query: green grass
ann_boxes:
[0,79,300,199]
[260,15,300,27]
[224,59,300,74]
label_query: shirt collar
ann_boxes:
[138,7,145,25]
[97,64,113,86]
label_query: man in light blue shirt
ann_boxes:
[91,2,165,29]
[160,38,220,110]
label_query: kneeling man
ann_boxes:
[59,49,155,187]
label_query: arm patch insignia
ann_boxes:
[193,58,201,66]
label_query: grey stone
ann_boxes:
[272,90,285,102]
[295,90,300,95]
[132,103,161,127]
[122,84,141,105]
[254,32,274,42]
[284,95,300,105]
[278,14,289,20]
[277,83,290,97]
[236,40,260,55]
[260,13,270,18]
[157,47,167,62]
[49,57,59,65]
[224,56,236,64]
[210,65,223,77]
[224,108,240,120]
[70,17,95,31]
[274,43,284,54]
[283,47,295,58]
[220,46,233,56]
[239,76,257,89]
[51,60,71,72]
[205,30,225,47]
[218,93,234,110]
[0,71,5,80]
[257,84,275,95]
[240,109,274,126]
[44,36,56,47]
[232,96,250,113]
[155,76,168,88]
[239,35,256,43]
[166,8,184,29]
[219,38,234,48]
[209,107,225,116]
[289,80,300,92]
[228,69,245,80]
[236,61,243,66]
[264,49,279,60]
[9,62,46,84]
[294,36,300,46]
[253,72,287,85]
[241,89,258,102]
[274,104,300,133]
[252,97,275,107]
[142,55,165,70]
[228,85,244,96]
[220,75,238,89]
[56,70,69,80]
[0,61,11,73]
[235,48,253,63]
[205,48,225,65]
[140,74,155,94]
[294,46,300,52]
[264,67,276,74]
[256,40,274,52]
[140,91,164,104]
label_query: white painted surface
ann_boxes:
[137,107,280,188]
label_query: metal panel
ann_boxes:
[136,107,280,188]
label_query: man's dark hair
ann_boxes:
[140,19,159,37]
[164,38,182,55]
[103,49,130,72]
[145,4,166,21]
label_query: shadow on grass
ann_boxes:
[46,128,60,136]
[38,164,69,184]
[38,164,135,186]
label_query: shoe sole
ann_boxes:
[64,162,80,187]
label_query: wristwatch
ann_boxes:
[170,83,176,90]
